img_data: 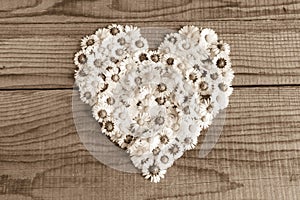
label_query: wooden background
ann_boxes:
[0,0,300,199]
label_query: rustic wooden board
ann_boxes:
[0,87,299,199]
[0,20,300,89]
[0,0,299,23]
[1,0,299,199]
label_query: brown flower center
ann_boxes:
[166,58,174,65]
[98,109,107,118]
[155,116,165,125]
[169,144,179,155]
[135,40,144,48]
[218,83,228,92]
[124,135,133,144]
[152,147,160,155]
[199,81,208,90]
[216,58,226,68]
[107,97,115,105]
[149,165,160,175]
[110,27,120,35]
[189,73,197,82]
[151,54,160,62]
[84,92,91,99]
[160,155,169,164]
[139,53,148,62]
[78,54,87,64]
[157,83,167,92]
[117,37,126,45]
[210,72,218,80]
[155,97,165,105]
[160,135,169,144]
[111,74,120,82]
[207,105,213,112]
[105,121,114,132]
[86,39,95,46]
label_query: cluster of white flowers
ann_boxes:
[74,24,234,183]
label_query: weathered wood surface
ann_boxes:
[0,87,300,200]
[0,20,300,89]
[0,0,299,23]
[0,0,299,199]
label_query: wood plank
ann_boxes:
[0,87,299,199]
[0,0,300,23]
[0,20,300,89]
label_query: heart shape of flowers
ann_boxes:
[74,24,234,183]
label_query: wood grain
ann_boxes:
[0,19,300,89]
[1,0,299,199]
[0,0,299,23]
[0,87,299,199]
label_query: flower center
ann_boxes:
[105,121,114,132]
[78,54,87,64]
[86,39,95,46]
[216,58,226,68]
[149,165,160,175]
[155,116,165,125]
[157,83,167,92]
[110,27,119,35]
[98,109,107,118]
[160,135,169,144]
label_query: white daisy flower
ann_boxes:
[200,28,218,46]
[167,139,184,160]
[179,25,200,42]
[85,75,106,92]
[199,98,215,116]
[158,41,177,55]
[211,40,230,56]
[212,52,232,70]
[156,150,175,170]
[79,86,97,106]
[197,113,213,129]
[95,28,110,42]
[113,31,130,47]
[185,68,200,85]
[158,128,175,148]
[97,93,115,113]
[133,112,151,126]
[196,76,213,96]
[133,49,149,63]
[142,160,166,183]
[162,53,178,68]
[92,103,111,122]
[119,57,137,72]
[130,37,149,53]
[100,117,118,137]
[148,50,161,64]
[108,24,124,35]
[81,34,99,50]
[74,50,88,69]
